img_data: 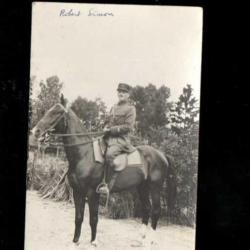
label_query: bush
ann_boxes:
[160,127,199,227]
[27,150,73,203]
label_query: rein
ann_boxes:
[48,138,98,147]
[48,131,105,147]
[51,131,105,137]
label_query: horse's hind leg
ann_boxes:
[150,183,161,230]
[142,183,161,247]
[73,188,86,243]
[87,188,100,246]
[137,182,151,239]
[137,182,151,226]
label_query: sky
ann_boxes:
[30,2,203,109]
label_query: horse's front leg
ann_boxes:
[87,188,100,246]
[73,188,86,244]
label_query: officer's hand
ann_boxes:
[103,126,110,132]
[103,127,110,134]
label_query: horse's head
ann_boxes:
[32,103,68,140]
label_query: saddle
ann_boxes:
[93,138,147,179]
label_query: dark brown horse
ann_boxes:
[32,99,170,246]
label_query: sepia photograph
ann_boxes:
[25,2,203,250]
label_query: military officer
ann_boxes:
[98,83,136,194]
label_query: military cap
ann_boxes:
[117,83,131,93]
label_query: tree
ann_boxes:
[31,76,63,127]
[71,96,107,131]
[130,84,171,142]
[95,97,108,123]
[160,84,200,226]
[170,84,199,135]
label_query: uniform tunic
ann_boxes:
[105,100,136,166]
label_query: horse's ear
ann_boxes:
[60,94,69,112]
[60,94,66,107]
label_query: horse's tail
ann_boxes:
[137,145,173,180]
[157,151,176,192]
[155,149,170,178]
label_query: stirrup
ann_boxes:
[96,183,110,194]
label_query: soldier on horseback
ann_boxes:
[33,92,170,244]
[98,83,137,194]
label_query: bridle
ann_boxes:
[37,106,105,148]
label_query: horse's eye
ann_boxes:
[35,128,40,137]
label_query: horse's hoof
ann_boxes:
[91,239,98,247]
[68,241,80,250]
[72,238,80,245]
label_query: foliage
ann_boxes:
[130,84,171,141]
[157,84,199,226]
[160,125,199,226]
[31,76,63,128]
[170,84,199,135]
[27,150,73,202]
[71,96,107,131]
[102,192,136,219]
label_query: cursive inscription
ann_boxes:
[60,9,81,17]
[88,8,114,17]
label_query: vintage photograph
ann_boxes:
[25,2,203,250]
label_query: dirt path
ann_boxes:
[24,191,195,250]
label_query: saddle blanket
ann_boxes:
[93,139,143,170]
[93,139,105,164]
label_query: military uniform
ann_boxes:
[97,83,136,194]
[105,100,136,167]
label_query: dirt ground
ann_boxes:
[24,191,195,250]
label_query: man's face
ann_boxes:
[117,90,129,102]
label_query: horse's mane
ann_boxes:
[67,108,88,133]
